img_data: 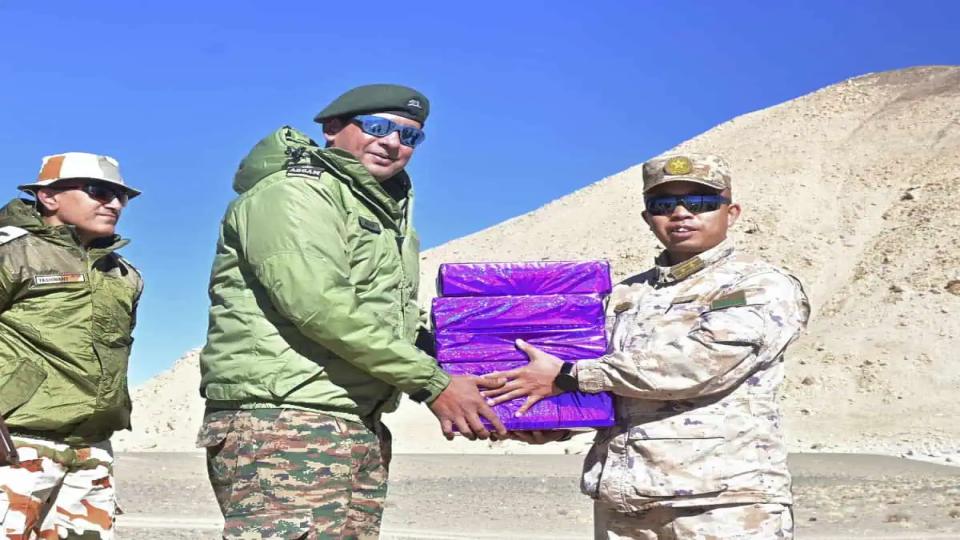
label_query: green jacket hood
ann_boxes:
[0,198,48,232]
[232,126,315,194]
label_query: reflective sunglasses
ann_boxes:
[644,194,730,216]
[351,115,426,147]
[51,182,129,206]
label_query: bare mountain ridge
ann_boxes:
[116,66,960,463]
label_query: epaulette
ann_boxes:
[0,226,29,245]
[118,256,144,295]
[116,255,142,276]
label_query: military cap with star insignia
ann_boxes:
[642,153,732,193]
[313,84,430,125]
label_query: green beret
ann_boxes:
[313,84,430,125]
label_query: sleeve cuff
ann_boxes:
[410,367,451,404]
[575,359,611,393]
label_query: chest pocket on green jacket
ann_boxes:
[350,214,391,285]
[91,260,139,347]
[5,275,88,344]
[0,358,46,416]
[350,213,406,336]
[402,232,421,293]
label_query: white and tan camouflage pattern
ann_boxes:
[594,501,794,539]
[576,240,810,515]
[0,436,116,539]
[642,153,732,193]
[17,152,141,198]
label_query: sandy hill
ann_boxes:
[115,66,960,464]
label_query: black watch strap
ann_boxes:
[554,361,578,392]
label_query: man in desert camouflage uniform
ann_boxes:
[485,153,810,539]
[0,152,142,538]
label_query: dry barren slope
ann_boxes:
[117,66,960,462]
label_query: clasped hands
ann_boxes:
[427,339,571,445]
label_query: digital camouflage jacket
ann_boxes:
[577,240,810,512]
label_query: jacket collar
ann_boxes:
[315,148,413,226]
[0,198,129,255]
[654,239,735,285]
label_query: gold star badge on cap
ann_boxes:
[664,156,693,176]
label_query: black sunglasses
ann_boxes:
[50,182,129,206]
[644,194,730,216]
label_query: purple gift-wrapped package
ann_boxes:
[431,260,615,430]
[441,361,616,430]
[433,294,607,363]
[437,260,612,297]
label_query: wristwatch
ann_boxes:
[553,361,578,392]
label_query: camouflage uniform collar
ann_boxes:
[655,240,735,284]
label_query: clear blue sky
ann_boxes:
[1,1,957,384]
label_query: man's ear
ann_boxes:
[641,210,653,229]
[34,188,59,214]
[322,118,346,145]
[726,202,742,227]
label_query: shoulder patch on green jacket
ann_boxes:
[358,216,382,234]
[286,164,325,179]
[0,226,28,245]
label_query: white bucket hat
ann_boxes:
[18,152,141,198]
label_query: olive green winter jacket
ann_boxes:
[199,126,450,422]
[0,198,142,445]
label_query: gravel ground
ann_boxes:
[113,452,960,539]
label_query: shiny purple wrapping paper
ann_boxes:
[432,294,607,363]
[441,361,616,430]
[431,260,615,430]
[437,260,612,297]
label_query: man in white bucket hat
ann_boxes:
[16,152,141,245]
[0,152,142,538]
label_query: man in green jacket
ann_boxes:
[0,152,142,538]
[197,84,505,539]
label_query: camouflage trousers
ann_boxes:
[0,435,115,539]
[594,502,794,540]
[197,408,391,540]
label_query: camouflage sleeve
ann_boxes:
[577,271,810,399]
